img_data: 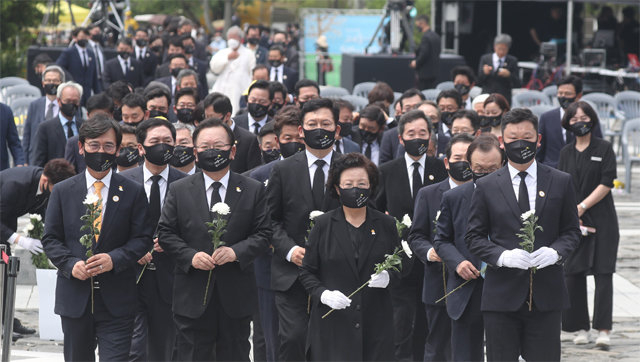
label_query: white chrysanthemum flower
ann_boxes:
[402,214,412,227]
[435,210,441,222]
[30,214,42,222]
[211,202,231,215]
[521,210,535,221]
[83,193,99,205]
[309,210,324,220]
[25,223,34,231]
[401,240,413,258]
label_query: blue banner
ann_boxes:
[302,9,385,54]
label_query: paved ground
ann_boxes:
[4,165,640,361]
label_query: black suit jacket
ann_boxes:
[434,181,480,319]
[465,164,580,312]
[33,116,83,167]
[64,135,85,174]
[415,30,441,81]
[103,57,144,88]
[233,113,273,133]
[231,125,262,173]
[408,179,450,305]
[56,46,101,105]
[266,151,341,291]
[157,171,271,319]
[135,47,160,86]
[269,65,299,91]
[379,128,403,164]
[0,166,47,244]
[436,123,451,159]
[42,172,153,318]
[1,103,24,169]
[476,53,521,102]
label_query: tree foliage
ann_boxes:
[1,0,45,77]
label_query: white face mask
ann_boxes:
[228,38,240,50]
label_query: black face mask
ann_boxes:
[197,148,232,172]
[280,141,305,158]
[143,143,174,165]
[84,151,115,172]
[338,122,352,137]
[448,161,472,182]
[118,51,130,60]
[91,34,102,43]
[303,128,335,150]
[171,67,184,78]
[115,146,141,167]
[59,102,78,118]
[262,149,281,164]
[558,96,576,110]
[112,107,122,122]
[297,101,306,109]
[76,39,88,48]
[472,171,489,183]
[43,83,58,96]
[568,121,593,137]
[151,46,162,54]
[176,108,194,124]
[359,129,378,144]
[247,37,259,45]
[148,109,168,119]
[248,103,269,119]
[269,60,282,68]
[441,112,455,127]
[403,137,429,157]
[136,39,148,47]
[504,139,537,164]
[338,187,370,208]
[170,146,196,167]
[455,83,470,96]
[184,45,195,54]
[268,102,284,117]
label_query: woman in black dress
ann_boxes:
[300,153,405,361]
[558,101,619,349]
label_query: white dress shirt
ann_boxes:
[270,65,284,83]
[143,164,169,208]
[404,152,426,196]
[85,169,112,217]
[507,160,538,212]
[362,139,381,165]
[559,107,567,142]
[203,170,230,206]
[248,113,268,132]
[135,46,147,60]
[492,53,505,72]
[118,55,130,75]
[88,39,104,77]
[75,44,90,67]
[44,97,59,119]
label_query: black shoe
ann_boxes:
[12,333,23,342]
[13,319,36,335]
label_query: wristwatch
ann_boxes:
[579,202,587,210]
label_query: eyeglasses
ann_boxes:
[340,182,370,189]
[472,167,499,174]
[196,143,231,151]
[85,141,116,153]
[176,102,196,109]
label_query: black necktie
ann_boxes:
[66,121,74,138]
[412,162,422,199]
[312,159,326,209]
[94,45,102,76]
[210,181,222,210]
[45,102,54,120]
[149,175,162,228]
[253,122,260,135]
[83,50,88,68]
[518,171,530,213]
[496,58,503,73]
[365,143,372,159]
[335,140,342,154]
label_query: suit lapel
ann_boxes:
[358,209,379,272]
[54,117,65,142]
[398,158,413,202]
[496,167,522,220]
[223,172,242,222]
[97,175,124,247]
[535,164,551,217]
[297,153,314,209]
[331,210,358,277]
[189,173,211,224]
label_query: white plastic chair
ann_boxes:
[0,77,29,102]
[435,81,455,91]
[10,97,34,138]
[320,86,350,99]
[542,85,558,106]
[352,82,376,98]
[512,90,552,108]
[528,104,555,118]
[582,93,622,139]
[421,89,440,102]
[621,118,640,193]
[469,86,483,99]
[340,95,368,111]
[3,84,41,106]
[615,91,640,120]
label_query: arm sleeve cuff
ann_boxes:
[496,252,505,267]
[286,246,299,262]
[426,247,436,262]
[8,233,18,244]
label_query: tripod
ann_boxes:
[365,0,414,54]
[37,0,77,44]
[81,0,125,37]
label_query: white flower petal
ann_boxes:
[309,210,324,220]
[83,193,99,205]
[26,223,34,231]
[402,214,412,227]
[435,211,441,222]
[401,240,413,258]
[211,202,231,215]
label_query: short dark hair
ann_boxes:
[294,79,320,97]
[203,92,233,116]
[106,81,132,104]
[121,124,137,136]
[192,118,236,146]
[400,88,426,108]
[247,24,260,34]
[445,133,475,159]
[561,101,600,131]
[43,158,76,185]
[273,105,302,136]
[269,81,288,100]
[437,89,463,108]
[116,38,133,48]
[300,98,339,126]
[333,99,355,112]
[484,93,510,112]
[501,108,538,133]
[451,65,476,84]
[144,86,171,107]
[72,27,89,37]
[398,109,432,136]
[416,14,430,24]
[248,80,273,100]
[79,113,123,147]
[121,92,146,111]
[269,44,286,56]
[451,109,480,132]
[135,118,177,144]
[168,53,187,63]
[253,64,268,75]
[359,105,386,128]
[175,87,198,105]
[258,121,276,143]
[169,36,185,48]
[557,75,583,95]
[466,133,503,165]
[327,153,379,198]
[86,93,114,114]
[367,82,395,105]
[192,101,205,124]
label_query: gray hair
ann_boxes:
[494,34,512,48]
[42,65,65,83]
[227,25,244,39]
[177,69,198,85]
[56,81,83,99]
[175,122,195,135]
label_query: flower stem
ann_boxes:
[203,269,213,306]
[442,262,447,302]
[528,269,533,311]
[90,276,94,314]
[436,278,472,304]
[136,263,148,285]
[322,280,371,319]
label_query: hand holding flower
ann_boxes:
[72,260,91,280]
[192,251,215,270]
[212,246,237,265]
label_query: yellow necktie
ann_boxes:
[93,181,104,233]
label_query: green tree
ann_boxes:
[1,1,45,77]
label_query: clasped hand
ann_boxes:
[499,247,559,270]
[72,253,113,280]
[192,246,237,271]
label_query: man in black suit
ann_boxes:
[268,45,298,91]
[181,35,210,97]
[157,118,271,361]
[234,80,273,134]
[87,24,106,90]
[265,98,342,361]
[477,34,521,103]
[380,89,426,164]
[434,134,503,361]
[203,93,262,173]
[376,109,447,361]
[42,114,154,361]
[134,29,160,86]
[0,103,24,171]
[410,14,441,90]
[293,79,320,108]
[103,39,144,89]
[436,89,464,158]
[121,118,187,361]
[33,82,84,167]
[537,76,602,168]
[247,25,269,65]
[56,27,101,105]
[409,133,475,362]
[333,99,361,154]
[174,86,198,124]
[156,54,189,99]
[465,108,580,361]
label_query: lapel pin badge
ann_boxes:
[428,174,434,180]
[371,229,376,235]
[236,186,242,192]
[538,191,545,198]
[118,185,123,191]
[130,66,135,71]
[112,195,120,202]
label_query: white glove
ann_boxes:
[368,270,390,288]
[17,236,44,255]
[497,249,532,270]
[320,290,352,310]
[530,247,559,269]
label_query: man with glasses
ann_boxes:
[145,86,171,120]
[42,114,153,361]
[436,89,464,158]
[234,80,273,134]
[380,88,426,164]
[293,79,320,109]
[450,110,480,137]
[158,118,271,361]
[121,118,187,361]
[174,87,198,125]
[170,122,198,175]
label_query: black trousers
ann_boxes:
[274,280,309,362]
[417,77,437,91]
[173,285,251,362]
[255,286,280,362]
[562,273,613,332]
[424,304,451,361]
[391,264,428,361]
[484,304,561,362]
[61,289,135,361]
[451,279,484,362]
